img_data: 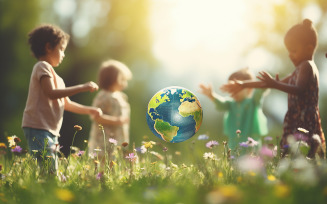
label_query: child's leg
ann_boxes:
[23,128,59,173]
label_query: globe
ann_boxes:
[146,86,203,143]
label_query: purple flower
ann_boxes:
[77,150,85,157]
[197,134,209,140]
[125,153,137,162]
[96,172,103,180]
[206,140,219,149]
[11,146,22,153]
[239,142,249,148]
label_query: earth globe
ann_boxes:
[146,86,203,143]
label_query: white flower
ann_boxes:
[203,152,216,160]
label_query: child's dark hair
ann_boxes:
[98,60,132,90]
[228,67,254,81]
[284,19,317,48]
[28,24,70,59]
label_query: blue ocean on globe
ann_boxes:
[146,86,203,143]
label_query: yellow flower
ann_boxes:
[55,189,75,202]
[248,171,256,177]
[267,175,276,181]
[144,142,153,149]
[218,172,223,178]
[274,184,290,198]
[0,143,7,149]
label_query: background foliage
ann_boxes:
[1,0,327,157]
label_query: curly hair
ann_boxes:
[228,67,254,81]
[28,24,70,59]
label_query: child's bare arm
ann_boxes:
[93,114,129,126]
[64,97,102,117]
[40,76,98,99]
[257,66,310,95]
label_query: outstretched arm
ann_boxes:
[93,114,129,126]
[64,97,102,118]
[40,76,99,100]
[257,65,311,95]
[220,80,267,96]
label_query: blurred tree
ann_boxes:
[0,0,40,145]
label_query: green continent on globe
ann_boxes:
[178,101,203,131]
[154,119,179,142]
[147,90,170,114]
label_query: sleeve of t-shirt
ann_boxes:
[36,61,53,81]
[93,93,113,115]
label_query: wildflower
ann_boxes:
[197,134,209,140]
[247,137,258,147]
[7,135,18,147]
[84,140,88,143]
[98,124,104,130]
[162,147,168,152]
[110,161,117,168]
[77,151,85,157]
[297,127,309,134]
[175,151,181,156]
[11,146,22,153]
[55,189,75,202]
[94,149,102,152]
[135,146,147,154]
[0,143,7,149]
[237,155,264,173]
[73,125,82,131]
[96,171,103,180]
[203,152,216,160]
[125,153,137,162]
[122,142,129,147]
[236,129,241,134]
[143,141,155,149]
[109,138,117,145]
[206,140,219,149]
[259,145,275,158]
[267,175,276,181]
[239,142,248,148]
[218,172,223,178]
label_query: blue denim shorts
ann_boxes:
[23,127,59,171]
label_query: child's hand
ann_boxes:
[84,81,99,92]
[199,83,214,100]
[257,71,276,87]
[89,107,102,118]
[220,80,243,96]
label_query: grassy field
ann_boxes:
[1,128,327,204]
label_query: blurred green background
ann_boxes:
[1,0,327,158]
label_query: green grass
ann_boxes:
[1,133,327,204]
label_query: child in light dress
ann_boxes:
[89,60,132,160]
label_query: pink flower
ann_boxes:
[259,145,276,158]
[206,140,219,149]
[125,153,137,162]
[108,138,117,145]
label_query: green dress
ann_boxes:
[213,89,268,150]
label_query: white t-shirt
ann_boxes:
[22,61,66,136]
